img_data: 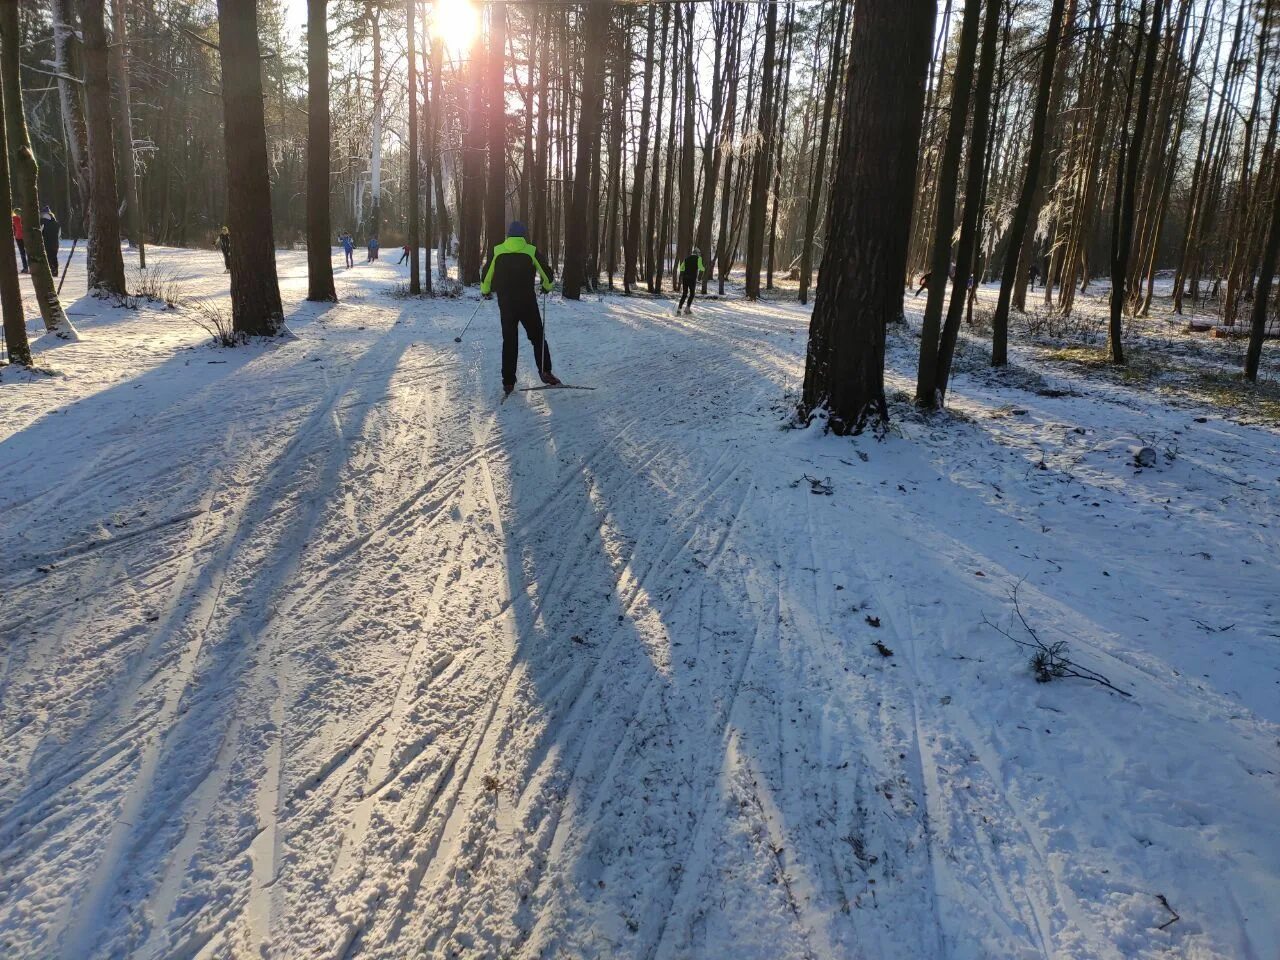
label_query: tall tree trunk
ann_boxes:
[1244,167,1279,382]
[431,37,449,279]
[798,0,849,304]
[934,0,1004,402]
[624,3,656,293]
[485,3,506,250]
[110,0,145,267]
[79,0,128,295]
[532,12,549,255]
[368,6,383,240]
[563,2,609,299]
[915,0,983,407]
[51,0,89,238]
[0,4,76,339]
[306,0,336,301]
[800,0,933,433]
[645,4,670,291]
[766,2,795,290]
[217,0,284,336]
[676,2,696,261]
[744,0,778,299]
[406,0,420,293]
[990,0,1067,365]
[0,79,29,366]
[1108,0,1165,364]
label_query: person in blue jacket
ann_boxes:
[340,232,354,267]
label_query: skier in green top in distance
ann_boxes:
[676,248,704,316]
[481,221,561,396]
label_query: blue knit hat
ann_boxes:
[508,220,527,238]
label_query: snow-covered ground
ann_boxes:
[1,247,1277,960]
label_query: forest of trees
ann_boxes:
[0,0,1277,429]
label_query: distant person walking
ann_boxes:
[12,209,26,273]
[367,235,379,262]
[675,248,704,315]
[40,206,60,277]
[218,226,232,273]
[398,243,410,265]
[340,231,354,268]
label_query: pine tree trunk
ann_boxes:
[563,3,609,300]
[800,0,933,433]
[110,0,145,267]
[0,4,76,339]
[431,37,449,279]
[368,8,383,241]
[52,0,90,237]
[990,0,1067,365]
[644,5,670,291]
[915,0,983,407]
[0,81,29,365]
[624,3,655,293]
[743,0,778,300]
[1108,0,1165,364]
[217,0,284,336]
[676,2,696,262]
[934,0,1004,402]
[1244,168,1280,382]
[459,27,486,283]
[406,0,420,293]
[798,0,849,305]
[306,0,336,301]
[80,0,128,296]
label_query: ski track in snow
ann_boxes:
[1,247,1278,959]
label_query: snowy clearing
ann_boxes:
[1,247,1278,959]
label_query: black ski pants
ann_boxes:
[677,277,696,310]
[500,300,552,388]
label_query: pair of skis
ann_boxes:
[502,383,596,404]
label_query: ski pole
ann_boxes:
[454,297,484,343]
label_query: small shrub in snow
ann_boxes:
[127,265,183,308]
[188,299,240,347]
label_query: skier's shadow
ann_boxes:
[471,314,857,957]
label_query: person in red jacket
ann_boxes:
[12,209,27,273]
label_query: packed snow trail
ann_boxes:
[1,249,1277,959]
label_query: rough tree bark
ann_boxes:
[217,0,284,336]
[406,0,420,293]
[0,3,76,339]
[79,0,128,295]
[0,77,30,366]
[563,2,610,300]
[485,3,506,250]
[306,0,336,301]
[915,0,983,407]
[800,0,933,433]
[110,0,145,267]
[990,0,1068,365]
[743,0,778,300]
[623,2,656,293]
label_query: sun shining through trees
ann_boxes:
[432,0,481,56]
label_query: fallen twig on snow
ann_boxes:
[1156,894,1180,930]
[984,580,1132,697]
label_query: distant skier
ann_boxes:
[40,206,60,277]
[913,272,931,297]
[399,243,410,265]
[218,226,231,273]
[367,235,379,262]
[675,248,704,315]
[480,220,560,396]
[1028,262,1041,291]
[340,231,354,268]
[12,209,26,273]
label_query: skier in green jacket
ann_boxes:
[481,221,560,395]
[675,248,704,315]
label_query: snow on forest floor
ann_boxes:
[1,246,1278,960]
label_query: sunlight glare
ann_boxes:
[432,0,481,56]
